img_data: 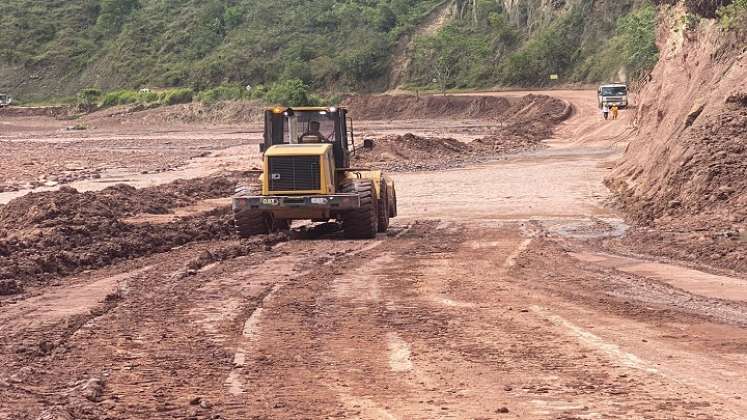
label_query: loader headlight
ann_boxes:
[311,197,328,205]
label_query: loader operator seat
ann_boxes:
[299,120,324,144]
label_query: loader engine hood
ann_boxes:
[265,143,332,157]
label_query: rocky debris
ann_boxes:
[0,167,103,193]
[36,407,74,420]
[0,279,22,295]
[181,232,289,275]
[81,377,105,402]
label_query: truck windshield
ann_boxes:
[600,86,627,96]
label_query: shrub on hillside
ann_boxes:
[498,6,585,86]
[572,5,658,83]
[77,88,102,112]
[685,0,732,18]
[196,84,249,104]
[264,79,317,107]
[100,90,146,107]
[718,0,747,29]
[158,88,194,106]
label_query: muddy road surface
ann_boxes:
[2,91,747,419]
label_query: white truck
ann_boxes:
[0,94,12,108]
[598,83,628,108]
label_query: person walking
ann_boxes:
[602,103,609,120]
[611,104,619,120]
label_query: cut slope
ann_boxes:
[342,94,512,120]
[605,6,747,270]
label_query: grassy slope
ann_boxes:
[0,0,442,99]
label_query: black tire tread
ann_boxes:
[234,208,269,238]
[377,180,390,233]
[341,179,378,239]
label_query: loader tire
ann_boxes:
[341,179,378,239]
[234,208,269,238]
[377,180,390,233]
[389,184,398,218]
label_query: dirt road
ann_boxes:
[2,91,747,419]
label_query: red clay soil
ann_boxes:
[82,101,265,128]
[0,173,256,291]
[353,94,573,171]
[605,9,747,271]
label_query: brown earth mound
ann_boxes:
[342,95,512,120]
[0,106,69,118]
[352,95,573,171]
[0,172,256,290]
[83,101,264,127]
[605,9,747,271]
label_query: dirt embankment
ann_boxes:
[352,94,573,171]
[0,106,69,118]
[342,94,513,120]
[82,101,265,128]
[605,5,747,271]
[0,173,255,294]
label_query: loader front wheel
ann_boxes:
[377,180,390,233]
[234,209,269,238]
[341,179,378,239]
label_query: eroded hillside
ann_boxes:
[606,1,747,270]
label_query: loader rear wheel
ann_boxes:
[234,209,269,238]
[389,184,398,218]
[341,179,378,239]
[377,180,390,233]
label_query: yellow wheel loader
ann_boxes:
[232,106,397,239]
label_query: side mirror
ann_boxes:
[259,144,266,153]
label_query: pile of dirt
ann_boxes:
[605,7,747,271]
[0,106,69,118]
[353,133,473,170]
[342,95,512,120]
[83,101,264,127]
[0,172,257,290]
[352,95,573,171]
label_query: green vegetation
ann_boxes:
[408,1,519,90]
[682,13,701,31]
[0,0,698,98]
[575,5,659,83]
[75,87,194,111]
[0,0,443,99]
[498,6,587,86]
[717,0,747,29]
[409,0,658,88]
[195,84,251,104]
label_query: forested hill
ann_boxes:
[0,0,447,99]
[2,0,734,100]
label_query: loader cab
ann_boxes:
[262,106,354,169]
[0,94,11,108]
